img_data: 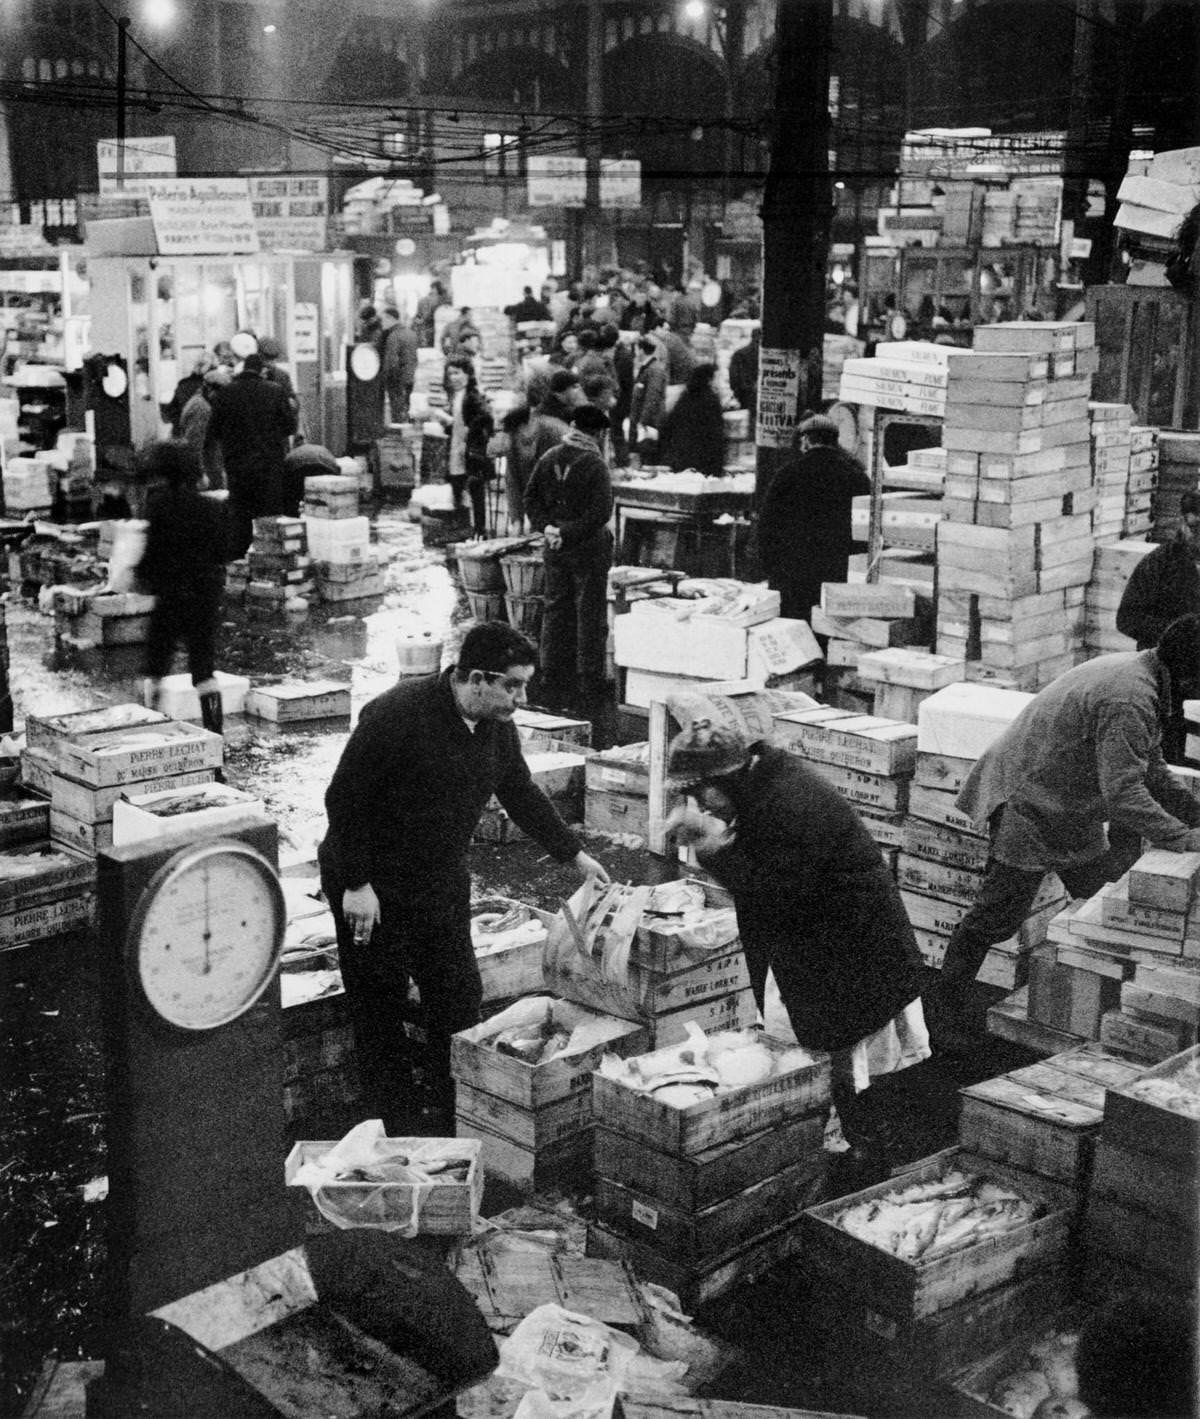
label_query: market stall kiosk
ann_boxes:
[85,218,357,460]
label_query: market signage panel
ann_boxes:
[249,175,329,252]
[756,347,803,448]
[146,179,261,256]
[527,156,587,208]
[97,136,177,198]
[599,159,641,210]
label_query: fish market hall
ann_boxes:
[4,158,1199,1419]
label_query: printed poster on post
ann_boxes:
[756,347,802,448]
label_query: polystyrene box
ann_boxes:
[112,782,261,846]
[916,681,1034,759]
[144,671,249,721]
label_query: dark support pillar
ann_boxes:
[754,0,833,508]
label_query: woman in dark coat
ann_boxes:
[666,718,926,1186]
[660,362,726,478]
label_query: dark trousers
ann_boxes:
[540,543,611,712]
[938,811,1136,994]
[322,876,483,1121]
[226,468,285,560]
[144,584,221,684]
[449,475,488,536]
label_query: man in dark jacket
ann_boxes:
[505,286,552,325]
[207,352,297,558]
[666,716,925,1187]
[757,413,870,623]
[931,616,1200,1052]
[525,404,614,719]
[378,306,419,423]
[1117,492,1200,763]
[320,621,609,1129]
[728,327,760,433]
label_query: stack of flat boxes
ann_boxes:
[1037,850,1200,1062]
[813,580,930,677]
[583,742,651,842]
[21,704,222,858]
[590,1035,830,1309]
[244,516,313,609]
[899,750,1063,989]
[936,323,1098,694]
[305,477,385,603]
[903,682,1062,989]
[772,704,919,868]
[1126,424,1158,538]
[1084,1042,1198,1301]
[0,794,93,952]
[1089,402,1133,541]
[838,340,950,419]
[1082,538,1155,656]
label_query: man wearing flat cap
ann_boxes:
[757,413,869,625]
[665,709,926,1189]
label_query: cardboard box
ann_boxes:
[916,682,1033,758]
[147,672,250,722]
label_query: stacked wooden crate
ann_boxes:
[545,879,758,1046]
[1126,424,1159,538]
[589,1030,831,1307]
[302,512,383,604]
[958,1042,1147,1212]
[852,647,966,724]
[475,739,590,844]
[898,751,1062,990]
[811,581,931,678]
[451,999,648,1191]
[237,515,313,610]
[1039,850,1200,1059]
[21,704,222,857]
[1089,401,1135,543]
[837,341,949,419]
[936,324,1096,693]
[584,742,651,842]
[772,704,918,864]
[1082,538,1154,656]
[1084,1043,1199,1298]
[797,1146,1074,1412]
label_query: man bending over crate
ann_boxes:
[320,621,609,1132]
[665,716,927,1192]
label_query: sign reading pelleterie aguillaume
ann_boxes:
[146,179,260,256]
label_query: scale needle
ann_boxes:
[201,863,213,975]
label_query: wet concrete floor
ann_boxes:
[0,510,1036,1417]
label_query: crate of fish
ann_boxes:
[0,840,96,949]
[798,1148,1072,1324]
[591,1023,831,1157]
[945,1307,1092,1419]
[471,897,551,1004]
[1098,1042,1200,1170]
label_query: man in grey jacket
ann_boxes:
[932,615,1200,1051]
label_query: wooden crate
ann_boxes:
[585,745,649,796]
[958,1066,1103,1187]
[644,987,759,1045]
[455,1112,592,1193]
[987,987,1087,1058]
[453,1080,591,1151]
[25,702,168,751]
[588,1205,813,1310]
[595,1153,825,1265]
[47,766,216,826]
[0,839,95,908]
[616,1397,864,1419]
[49,808,112,856]
[284,1137,482,1235]
[944,1305,1088,1419]
[1099,1042,1200,1169]
[900,815,989,870]
[0,797,50,848]
[454,1247,646,1332]
[472,897,551,1005]
[593,1113,825,1213]
[242,681,351,723]
[1090,1136,1197,1234]
[53,721,223,789]
[798,1148,1072,1322]
[1099,1007,1188,1062]
[1083,1189,1195,1287]
[772,710,919,777]
[585,787,651,840]
[545,942,751,1027]
[825,1267,1071,1397]
[632,879,738,972]
[450,1003,648,1111]
[591,1034,830,1156]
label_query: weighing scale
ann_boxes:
[87,811,496,1418]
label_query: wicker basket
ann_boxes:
[466,590,508,623]
[504,594,544,639]
[500,552,546,598]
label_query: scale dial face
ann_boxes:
[129,840,285,1030]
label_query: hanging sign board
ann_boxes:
[527,156,587,208]
[756,347,803,448]
[249,175,329,252]
[146,179,260,255]
[98,136,177,199]
[599,159,641,210]
[291,302,319,364]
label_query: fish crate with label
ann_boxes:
[798,1148,1072,1326]
[0,840,95,950]
[471,897,552,1005]
[451,998,648,1192]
